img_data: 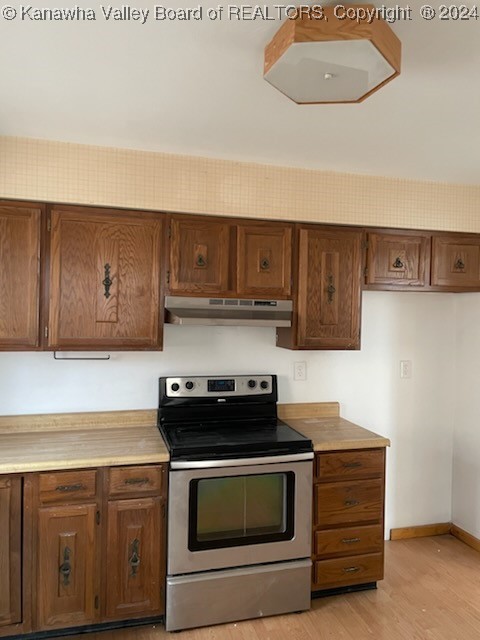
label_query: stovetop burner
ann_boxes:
[158,374,312,461]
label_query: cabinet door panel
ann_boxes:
[237,224,292,298]
[37,504,98,629]
[48,207,162,349]
[297,227,362,349]
[169,216,230,294]
[0,477,22,627]
[105,497,163,619]
[432,236,480,288]
[313,553,383,590]
[366,232,430,288]
[0,204,41,348]
[314,479,383,527]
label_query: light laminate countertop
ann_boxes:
[0,403,389,474]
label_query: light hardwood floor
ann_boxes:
[63,536,480,640]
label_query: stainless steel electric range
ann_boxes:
[158,374,314,632]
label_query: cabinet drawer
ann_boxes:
[316,449,384,481]
[314,525,383,559]
[315,479,383,527]
[107,466,162,498]
[39,470,97,504]
[313,553,383,590]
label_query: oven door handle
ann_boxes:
[170,452,314,470]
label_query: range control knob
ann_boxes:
[260,380,269,390]
[171,383,180,392]
[185,381,195,390]
[248,379,257,389]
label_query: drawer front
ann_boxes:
[314,524,383,559]
[316,449,384,481]
[315,479,383,527]
[39,470,97,504]
[313,553,383,590]
[107,466,162,498]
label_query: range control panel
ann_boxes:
[165,375,273,398]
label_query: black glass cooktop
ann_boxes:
[160,419,312,461]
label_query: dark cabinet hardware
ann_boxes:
[260,258,270,270]
[341,537,361,544]
[343,566,360,574]
[196,255,207,267]
[102,263,113,298]
[454,258,465,270]
[129,539,141,577]
[327,274,336,304]
[393,257,404,269]
[343,461,362,469]
[55,483,86,493]
[59,547,72,586]
[124,477,149,486]
[344,499,360,507]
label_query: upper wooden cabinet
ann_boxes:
[168,214,293,299]
[47,206,163,350]
[169,216,231,295]
[0,202,43,349]
[0,477,22,629]
[277,225,363,350]
[432,235,480,289]
[365,230,431,290]
[236,223,292,298]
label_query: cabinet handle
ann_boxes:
[124,477,150,486]
[344,499,360,507]
[260,258,270,270]
[102,263,113,298]
[327,274,336,304]
[393,257,404,269]
[59,547,72,586]
[454,258,465,270]
[55,483,86,493]
[343,566,360,574]
[129,538,141,577]
[196,255,207,267]
[341,537,361,544]
[343,461,362,469]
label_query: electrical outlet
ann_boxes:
[294,361,307,381]
[400,360,412,379]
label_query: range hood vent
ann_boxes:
[165,296,292,327]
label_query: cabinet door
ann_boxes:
[0,203,42,349]
[37,504,99,629]
[366,231,430,289]
[237,224,292,298]
[0,477,22,627]
[169,216,231,294]
[105,497,164,619]
[296,227,363,349]
[432,235,480,289]
[48,207,163,349]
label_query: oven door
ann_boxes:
[167,453,313,576]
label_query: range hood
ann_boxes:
[165,296,292,327]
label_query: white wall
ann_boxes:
[0,291,457,535]
[452,295,480,536]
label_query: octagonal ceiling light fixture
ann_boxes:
[264,4,401,104]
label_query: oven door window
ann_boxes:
[188,472,295,551]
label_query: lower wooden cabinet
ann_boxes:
[312,449,386,593]
[33,465,166,633]
[0,477,22,628]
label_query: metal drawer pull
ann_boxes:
[344,462,362,469]
[55,483,86,492]
[124,477,150,485]
[59,547,72,586]
[454,258,465,270]
[393,257,404,269]
[341,537,361,544]
[343,566,360,574]
[344,499,360,507]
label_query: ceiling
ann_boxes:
[2,1,480,184]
